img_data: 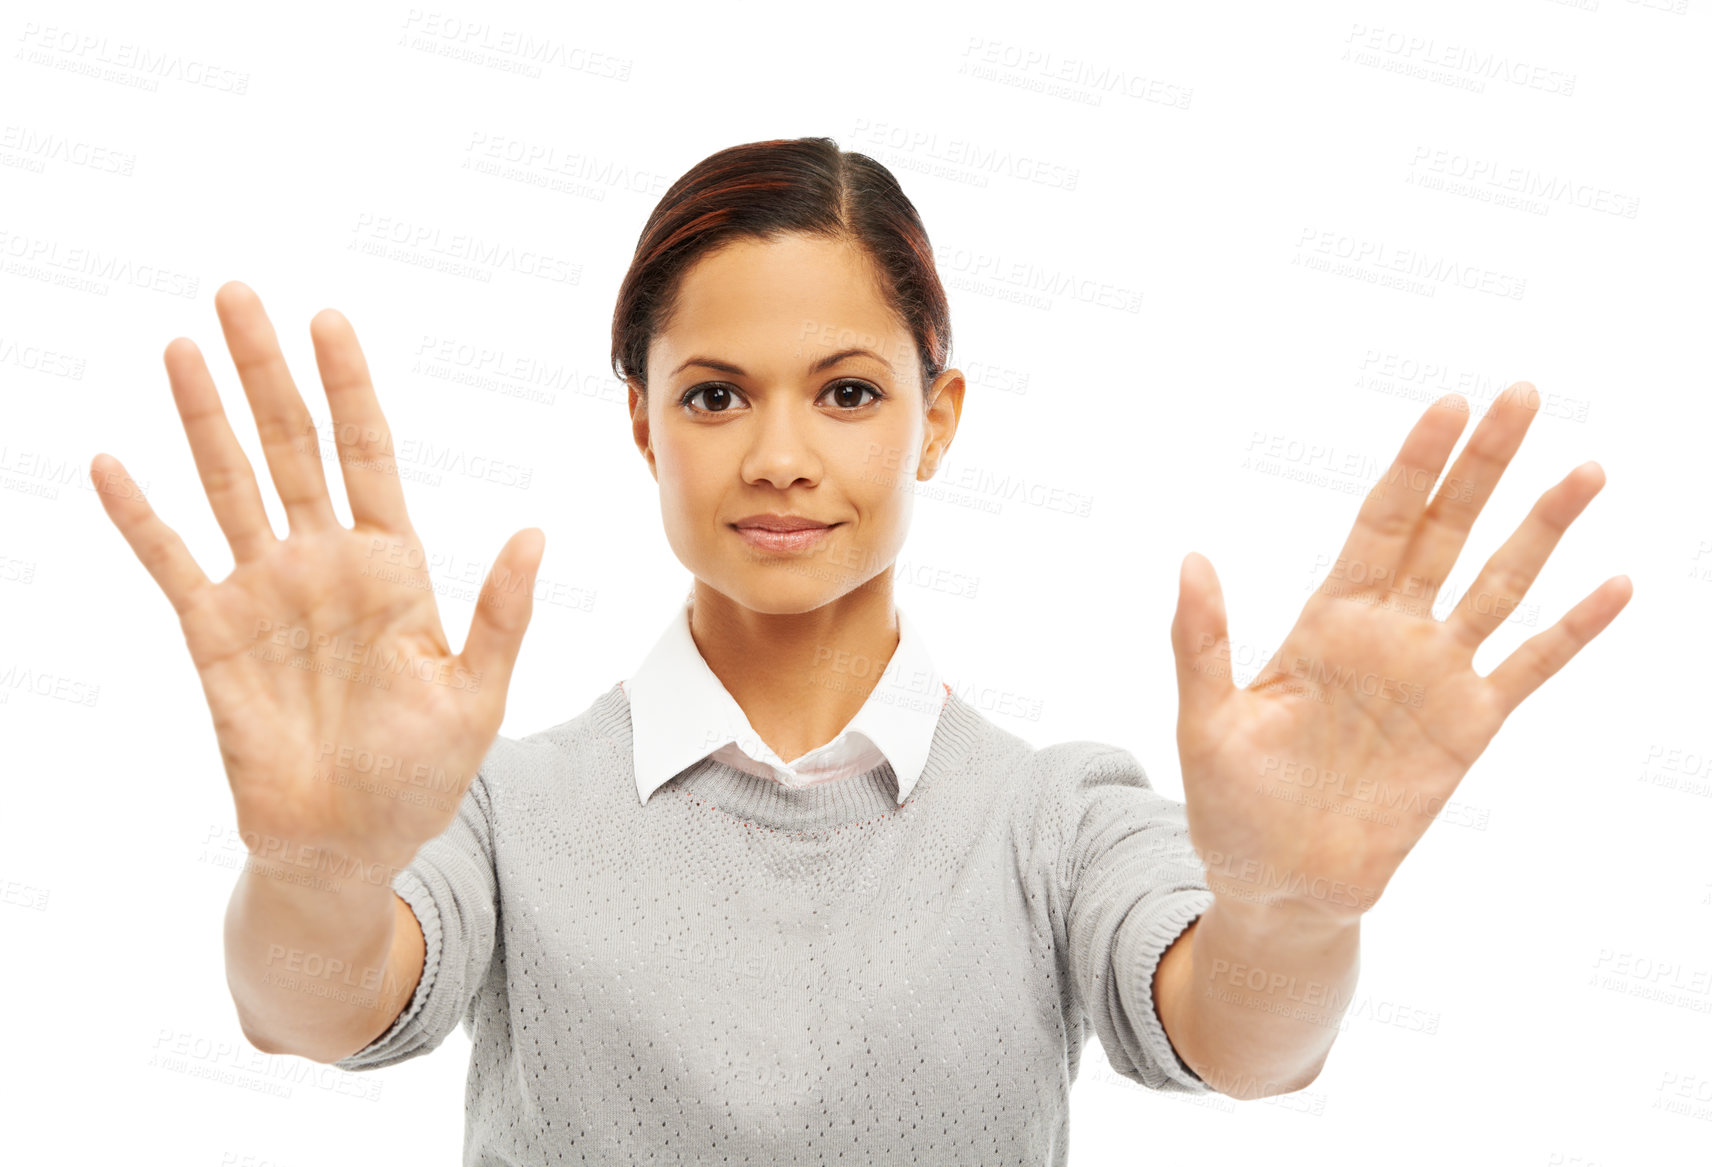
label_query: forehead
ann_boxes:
[651,233,915,371]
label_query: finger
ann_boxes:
[1485,575,1633,719]
[1447,461,1605,649]
[310,308,413,533]
[213,281,341,534]
[460,529,546,714]
[1395,382,1541,598]
[163,337,278,564]
[1328,395,1468,606]
[89,453,213,616]
[1170,551,1237,733]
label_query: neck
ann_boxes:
[687,571,900,763]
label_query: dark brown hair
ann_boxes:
[610,136,951,400]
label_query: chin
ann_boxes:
[722,580,846,615]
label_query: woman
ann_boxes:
[90,137,1630,1163]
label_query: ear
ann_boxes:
[917,367,966,481]
[627,378,657,480]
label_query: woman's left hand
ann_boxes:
[1170,383,1632,924]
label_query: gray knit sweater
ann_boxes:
[334,680,1218,1163]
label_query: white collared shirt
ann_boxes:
[622,596,949,807]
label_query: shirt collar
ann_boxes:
[623,596,946,807]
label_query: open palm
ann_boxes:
[91,282,545,871]
[1169,384,1631,921]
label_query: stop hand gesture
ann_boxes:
[1169,384,1631,922]
[91,281,546,872]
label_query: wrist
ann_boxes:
[1206,892,1364,940]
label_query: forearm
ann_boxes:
[223,851,420,1063]
[1156,896,1361,1099]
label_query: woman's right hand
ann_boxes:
[92,280,545,873]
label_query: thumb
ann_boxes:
[461,527,546,708]
[1170,551,1235,731]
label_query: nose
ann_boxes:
[739,397,824,490]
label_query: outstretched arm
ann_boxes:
[1152,383,1629,1098]
[1153,899,1359,1099]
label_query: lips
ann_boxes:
[730,517,840,555]
[731,514,836,532]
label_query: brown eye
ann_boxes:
[680,383,740,413]
[826,380,883,408]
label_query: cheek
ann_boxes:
[653,438,716,506]
[832,446,916,531]
[849,420,922,499]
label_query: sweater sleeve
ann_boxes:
[1049,743,1217,1095]
[333,768,499,1072]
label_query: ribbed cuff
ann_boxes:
[1121,886,1217,1094]
[331,865,442,1070]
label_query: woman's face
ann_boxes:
[630,231,963,615]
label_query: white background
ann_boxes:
[2,0,1707,1164]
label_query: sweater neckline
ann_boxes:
[591,680,986,831]
[670,758,905,832]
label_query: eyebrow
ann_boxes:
[669,347,895,378]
